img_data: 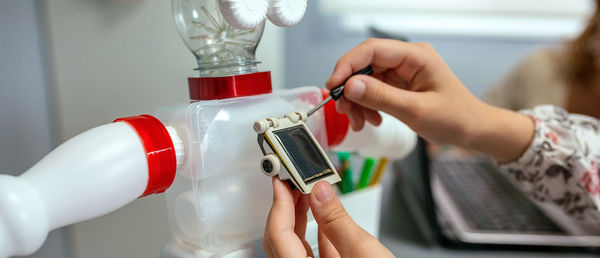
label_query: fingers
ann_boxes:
[269,177,296,233]
[262,235,275,258]
[362,108,382,126]
[318,229,340,258]
[294,195,309,237]
[336,99,363,131]
[348,101,366,131]
[263,178,294,257]
[336,74,417,126]
[294,195,314,257]
[310,181,394,257]
[264,178,310,258]
[309,181,375,256]
[343,75,418,120]
[336,99,381,131]
[326,38,429,89]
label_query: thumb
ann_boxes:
[344,74,418,119]
[309,181,376,256]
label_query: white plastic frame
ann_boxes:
[255,112,340,194]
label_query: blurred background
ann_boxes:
[0,0,592,257]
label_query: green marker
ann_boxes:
[337,152,353,194]
[358,158,375,189]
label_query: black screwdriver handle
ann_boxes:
[330,65,374,100]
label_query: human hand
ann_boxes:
[327,38,481,145]
[327,38,534,162]
[263,179,394,258]
[263,178,313,258]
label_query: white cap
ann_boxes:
[166,126,185,169]
[219,0,268,29]
[267,0,307,27]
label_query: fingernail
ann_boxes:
[335,100,342,113]
[348,115,357,130]
[351,113,362,131]
[366,112,381,126]
[314,182,334,203]
[346,79,366,100]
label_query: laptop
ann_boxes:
[396,137,600,248]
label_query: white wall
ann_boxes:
[284,2,563,98]
[320,0,591,40]
[0,1,69,257]
[43,0,284,257]
[1,0,54,175]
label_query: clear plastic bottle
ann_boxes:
[172,0,264,76]
[156,87,327,255]
[162,1,328,255]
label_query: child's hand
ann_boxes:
[327,38,481,145]
[327,38,534,163]
[263,178,313,258]
[263,178,394,258]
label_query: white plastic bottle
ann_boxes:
[319,89,417,160]
[332,112,417,159]
[0,115,183,257]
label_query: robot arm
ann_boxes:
[0,115,183,257]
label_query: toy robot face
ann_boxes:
[254,112,340,194]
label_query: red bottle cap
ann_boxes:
[321,89,350,147]
[114,115,177,197]
[188,71,272,101]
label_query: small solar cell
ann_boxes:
[273,125,334,183]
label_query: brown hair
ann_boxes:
[566,0,600,86]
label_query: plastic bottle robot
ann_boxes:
[0,0,417,257]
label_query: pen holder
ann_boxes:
[339,184,383,236]
[305,184,384,253]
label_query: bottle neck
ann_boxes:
[196,58,259,77]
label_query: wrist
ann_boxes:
[459,99,493,149]
[461,102,535,163]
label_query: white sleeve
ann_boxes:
[500,105,600,226]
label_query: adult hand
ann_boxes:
[327,38,534,163]
[263,179,394,258]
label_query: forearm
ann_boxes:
[463,102,535,163]
[496,105,600,226]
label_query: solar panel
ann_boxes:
[273,125,334,183]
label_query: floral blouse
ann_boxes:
[501,105,600,227]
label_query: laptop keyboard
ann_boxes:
[433,159,565,234]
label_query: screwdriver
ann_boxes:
[307,65,374,117]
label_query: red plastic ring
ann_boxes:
[114,115,177,197]
[188,71,272,100]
